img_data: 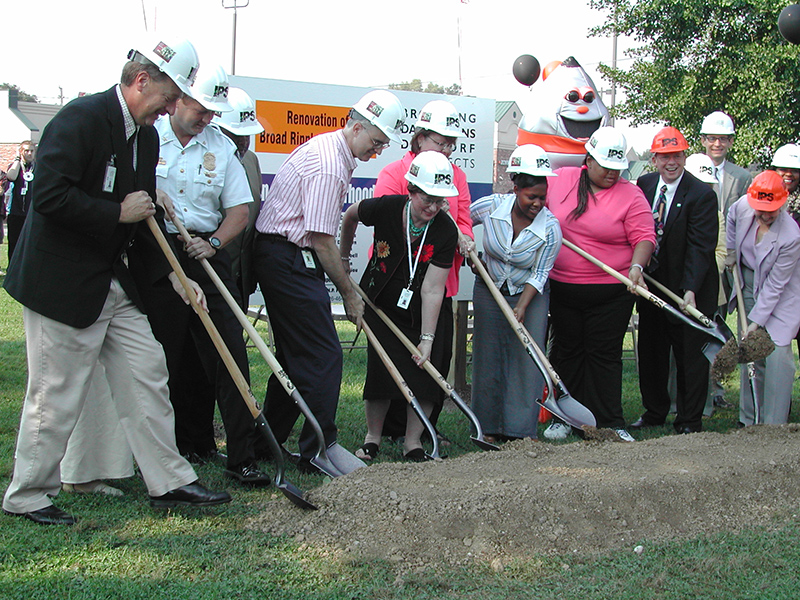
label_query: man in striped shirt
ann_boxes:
[253,90,404,474]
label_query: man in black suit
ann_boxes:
[631,126,719,434]
[2,37,231,525]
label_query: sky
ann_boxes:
[2,0,656,147]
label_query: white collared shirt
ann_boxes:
[656,171,684,222]
[154,119,251,234]
[115,85,139,168]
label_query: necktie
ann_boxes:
[715,166,720,182]
[653,184,667,254]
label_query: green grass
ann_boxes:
[3,238,800,599]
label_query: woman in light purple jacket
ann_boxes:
[726,171,800,425]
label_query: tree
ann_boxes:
[0,83,39,103]
[389,79,462,96]
[590,0,800,166]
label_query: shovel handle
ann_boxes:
[643,273,713,326]
[145,217,261,419]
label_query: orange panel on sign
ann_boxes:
[254,100,351,154]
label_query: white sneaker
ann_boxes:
[543,422,572,440]
[615,428,636,442]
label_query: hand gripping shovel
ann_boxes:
[156,198,365,478]
[732,266,762,424]
[359,319,443,460]
[351,279,499,451]
[562,239,727,363]
[444,214,595,429]
[642,273,733,358]
[145,217,316,509]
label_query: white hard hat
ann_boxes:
[585,127,629,170]
[404,151,458,197]
[771,143,800,170]
[213,87,264,136]
[415,100,461,138]
[190,64,232,112]
[128,36,200,97]
[700,111,735,135]
[507,144,557,177]
[352,90,405,144]
[685,153,718,184]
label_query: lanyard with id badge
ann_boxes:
[103,155,117,193]
[398,204,429,310]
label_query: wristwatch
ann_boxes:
[209,236,221,250]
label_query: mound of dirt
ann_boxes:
[249,425,800,571]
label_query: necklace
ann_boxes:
[406,200,428,236]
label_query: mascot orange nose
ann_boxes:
[577,106,589,114]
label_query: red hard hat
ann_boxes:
[651,126,689,154]
[747,170,788,210]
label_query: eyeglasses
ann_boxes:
[419,193,448,207]
[362,125,390,150]
[565,89,595,103]
[702,135,732,144]
[425,134,456,152]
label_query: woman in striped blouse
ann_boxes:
[469,145,562,442]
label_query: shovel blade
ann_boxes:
[702,339,723,363]
[324,442,367,475]
[276,481,317,510]
[471,436,500,451]
[540,393,596,429]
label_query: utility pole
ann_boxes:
[222,0,249,75]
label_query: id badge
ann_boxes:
[397,288,413,310]
[103,162,117,193]
[301,249,316,269]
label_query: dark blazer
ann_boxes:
[3,87,172,328]
[638,170,719,315]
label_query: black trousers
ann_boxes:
[637,298,709,431]
[549,281,634,429]
[253,235,342,459]
[140,240,260,467]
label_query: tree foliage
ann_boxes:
[590,0,800,166]
[0,83,39,103]
[388,79,462,96]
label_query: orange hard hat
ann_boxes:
[650,126,689,154]
[747,170,788,210]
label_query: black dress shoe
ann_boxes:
[4,505,76,525]
[675,425,701,434]
[224,463,272,486]
[296,458,323,475]
[712,395,732,409]
[149,481,232,508]
[629,417,661,430]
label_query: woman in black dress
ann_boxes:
[340,151,458,461]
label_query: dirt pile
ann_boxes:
[249,425,800,571]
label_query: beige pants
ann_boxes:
[3,279,196,513]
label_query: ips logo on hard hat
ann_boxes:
[510,157,522,167]
[240,110,255,123]
[434,173,453,185]
[213,85,229,99]
[607,149,624,159]
[153,42,176,62]
[446,117,460,128]
[700,166,713,175]
[757,192,774,201]
[661,138,678,147]
[409,164,420,177]
[367,101,384,117]
[537,158,551,169]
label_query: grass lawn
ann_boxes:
[2,238,800,599]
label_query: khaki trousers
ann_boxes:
[3,279,196,513]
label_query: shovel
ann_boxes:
[145,216,316,509]
[562,239,727,363]
[157,196,364,478]
[359,320,443,460]
[731,266,762,424]
[351,279,499,451]
[444,214,595,429]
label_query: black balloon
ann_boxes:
[779,4,800,45]
[513,54,541,86]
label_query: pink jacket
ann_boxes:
[374,151,473,297]
[727,197,800,346]
[547,166,655,284]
